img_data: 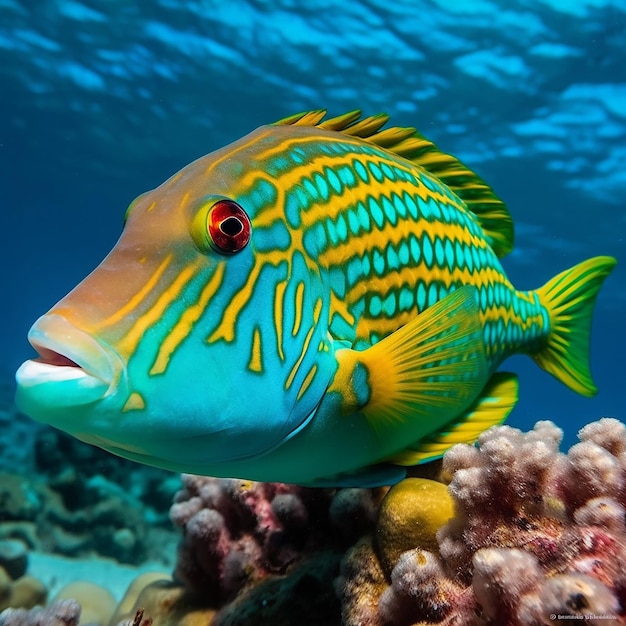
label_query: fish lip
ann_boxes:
[25,313,121,391]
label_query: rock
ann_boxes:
[0,571,48,612]
[6,576,47,611]
[0,541,27,581]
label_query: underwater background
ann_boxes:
[0,0,625,624]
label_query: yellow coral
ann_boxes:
[375,478,454,576]
[0,566,47,612]
[53,581,116,626]
[112,578,216,626]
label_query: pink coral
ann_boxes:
[169,475,377,606]
[339,418,626,626]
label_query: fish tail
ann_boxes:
[534,255,616,396]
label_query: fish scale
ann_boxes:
[15,109,616,486]
[241,125,540,369]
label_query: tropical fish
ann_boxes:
[15,110,616,486]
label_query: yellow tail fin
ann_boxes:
[535,256,616,396]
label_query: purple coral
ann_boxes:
[340,418,626,626]
[169,475,377,605]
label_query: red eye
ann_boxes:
[207,200,251,254]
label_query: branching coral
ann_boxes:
[340,418,626,626]
[169,475,378,606]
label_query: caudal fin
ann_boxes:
[534,256,616,396]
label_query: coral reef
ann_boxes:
[0,540,47,613]
[111,477,381,625]
[0,468,175,566]
[169,475,379,605]
[0,428,180,566]
[52,581,116,625]
[340,418,626,626]
[375,477,454,575]
[0,599,80,626]
[0,541,28,582]
[32,429,179,564]
[3,417,626,626]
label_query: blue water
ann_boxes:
[1,0,624,449]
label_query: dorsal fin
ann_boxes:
[273,109,514,258]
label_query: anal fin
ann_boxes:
[386,372,519,465]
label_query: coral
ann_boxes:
[109,572,172,625]
[0,575,47,613]
[0,477,40,523]
[375,478,454,575]
[0,549,47,613]
[114,553,343,626]
[0,468,178,567]
[0,541,28,581]
[122,608,154,626]
[213,550,341,626]
[112,578,215,626]
[7,418,625,626]
[0,428,179,567]
[52,581,116,626]
[0,599,80,626]
[30,428,180,564]
[339,418,626,626]
[169,475,378,607]
[336,537,388,626]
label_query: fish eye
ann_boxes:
[191,197,251,255]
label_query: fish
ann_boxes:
[15,109,616,486]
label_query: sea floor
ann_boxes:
[28,551,172,602]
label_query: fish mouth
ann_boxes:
[16,314,123,410]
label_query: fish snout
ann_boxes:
[15,314,125,413]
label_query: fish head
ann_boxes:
[15,129,335,473]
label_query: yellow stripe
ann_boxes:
[205,128,274,176]
[119,261,201,358]
[297,364,318,401]
[122,392,146,412]
[94,254,173,331]
[203,148,427,344]
[315,190,467,268]
[149,264,225,375]
[248,326,263,373]
[249,150,423,228]
[285,299,322,391]
[209,261,264,343]
[349,248,498,304]
[274,281,286,361]
[254,133,367,165]
[292,281,305,336]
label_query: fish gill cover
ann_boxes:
[0,0,624,443]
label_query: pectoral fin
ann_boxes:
[331,285,490,456]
